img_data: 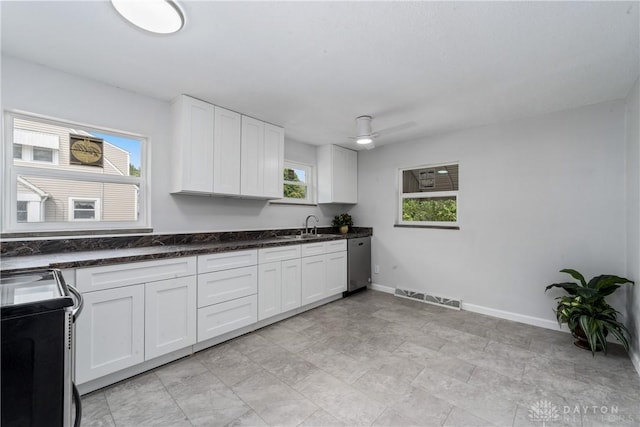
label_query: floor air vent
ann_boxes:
[394,288,461,310]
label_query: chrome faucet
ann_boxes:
[305,214,319,235]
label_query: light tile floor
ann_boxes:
[81,290,640,427]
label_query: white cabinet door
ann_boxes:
[171,95,215,194]
[317,145,357,204]
[197,295,257,342]
[258,261,281,320]
[281,258,301,312]
[333,146,358,203]
[325,251,347,296]
[76,285,145,384]
[263,123,284,199]
[241,116,265,197]
[213,106,241,195]
[301,255,326,305]
[145,277,197,360]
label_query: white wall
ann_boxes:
[352,101,628,326]
[1,56,343,233]
[625,77,640,374]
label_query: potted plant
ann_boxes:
[332,213,353,234]
[545,268,634,355]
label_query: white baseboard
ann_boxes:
[367,285,562,331]
[461,302,563,331]
[368,283,395,294]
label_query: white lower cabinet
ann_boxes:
[281,259,302,312]
[301,240,348,305]
[198,295,257,341]
[76,284,145,384]
[258,261,281,320]
[145,277,197,360]
[258,258,301,320]
[195,250,259,342]
[75,242,349,389]
[301,255,326,305]
[258,246,302,321]
[325,251,347,295]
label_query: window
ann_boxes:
[13,129,59,164]
[68,198,100,221]
[3,112,148,234]
[33,146,54,162]
[16,201,28,222]
[398,163,459,228]
[13,144,22,159]
[276,160,315,205]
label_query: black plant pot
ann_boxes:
[571,325,607,352]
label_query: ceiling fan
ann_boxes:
[348,115,416,150]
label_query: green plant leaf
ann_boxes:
[545,282,579,295]
[560,269,586,287]
[588,275,634,291]
[578,316,597,356]
[606,326,630,352]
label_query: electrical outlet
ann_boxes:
[374,264,380,274]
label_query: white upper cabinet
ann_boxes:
[263,123,284,199]
[171,95,215,194]
[240,116,265,197]
[171,94,283,199]
[213,106,242,195]
[317,145,358,204]
[241,117,284,199]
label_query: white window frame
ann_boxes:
[68,198,101,221]
[398,162,460,228]
[272,160,316,205]
[2,110,149,234]
[13,144,59,165]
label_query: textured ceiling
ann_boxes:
[1,1,638,150]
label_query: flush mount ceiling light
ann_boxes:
[355,116,375,145]
[112,0,184,34]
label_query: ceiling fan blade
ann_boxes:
[375,121,417,136]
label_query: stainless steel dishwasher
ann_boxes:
[347,236,371,293]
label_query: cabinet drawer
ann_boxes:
[76,257,196,293]
[325,239,347,253]
[198,250,257,274]
[197,295,257,342]
[258,245,301,263]
[301,242,326,257]
[197,266,257,308]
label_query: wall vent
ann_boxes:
[394,288,461,310]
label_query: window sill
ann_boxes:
[394,224,460,230]
[1,228,154,239]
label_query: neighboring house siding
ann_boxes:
[14,119,137,223]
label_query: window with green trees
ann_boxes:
[281,160,314,204]
[398,163,459,227]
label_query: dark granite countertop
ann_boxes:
[0,229,372,272]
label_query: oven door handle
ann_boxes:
[68,285,84,322]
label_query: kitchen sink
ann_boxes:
[275,234,333,241]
